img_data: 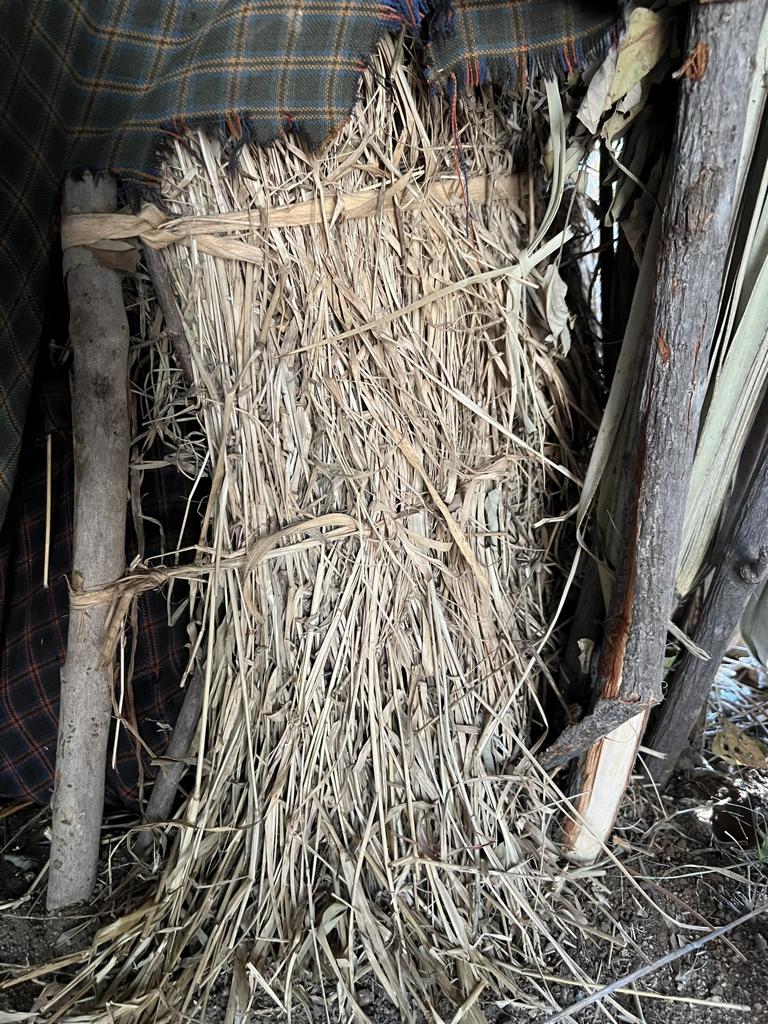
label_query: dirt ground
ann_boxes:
[2,786,765,1023]
[2,654,767,1023]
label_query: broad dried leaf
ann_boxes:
[608,8,667,107]
[576,8,666,134]
[677,256,768,593]
[712,720,768,768]
[542,264,572,355]
[578,50,617,132]
[603,80,647,142]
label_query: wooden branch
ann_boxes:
[542,696,635,771]
[134,669,205,855]
[646,443,768,787]
[143,245,194,386]
[556,0,764,856]
[47,173,130,911]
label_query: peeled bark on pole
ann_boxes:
[646,443,768,788]
[539,0,764,859]
[47,173,129,911]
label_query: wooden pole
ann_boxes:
[47,173,130,910]
[646,443,768,787]
[143,245,194,387]
[134,669,205,856]
[540,0,765,859]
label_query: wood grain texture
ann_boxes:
[47,173,130,911]
[606,0,762,712]
[647,444,768,787]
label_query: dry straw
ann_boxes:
[12,36,623,1023]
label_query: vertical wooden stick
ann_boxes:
[47,173,130,910]
[541,0,765,858]
[134,669,206,856]
[646,443,768,787]
[143,245,194,386]
[43,432,52,588]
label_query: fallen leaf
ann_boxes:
[712,720,768,768]
[577,8,667,134]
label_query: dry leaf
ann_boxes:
[608,8,667,107]
[543,265,572,356]
[712,720,768,768]
[577,8,666,134]
[603,80,647,143]
[577,638,596,676]
[578,50,618,132]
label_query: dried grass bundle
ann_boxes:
[24,37,617,1023]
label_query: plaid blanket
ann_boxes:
[0,1,622,531]
[0,355,196,806]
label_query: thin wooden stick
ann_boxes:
[47,172,130,911]
[647,442,768,785]
[523,971,748,1012]
[540,904,766,1023]
[43,432,52,589]
[143,245,194,386]
[134,669,206,855]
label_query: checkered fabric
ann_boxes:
[0,1,622,534]
[427,1,621,88]
[0,357,195,807]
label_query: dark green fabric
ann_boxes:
[0,1,622,529]
[427,1,620,88]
